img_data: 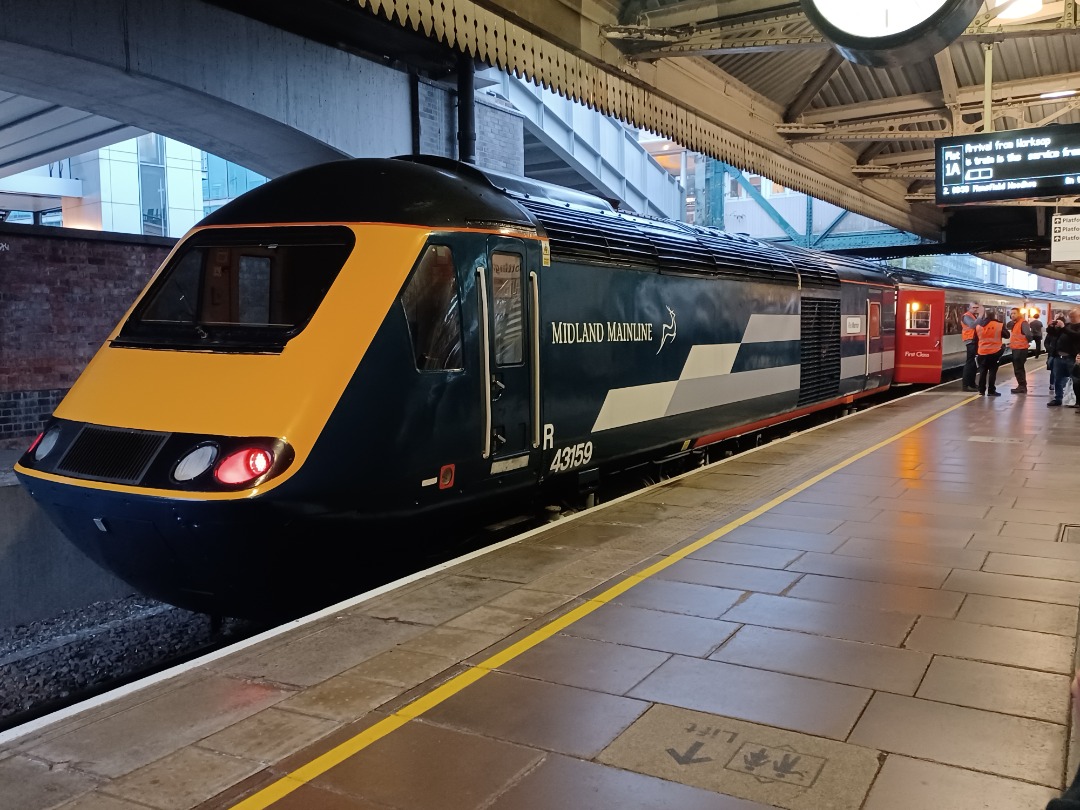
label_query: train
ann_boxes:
[14,156,1071,616]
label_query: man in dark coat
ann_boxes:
[1045,309,1080,406]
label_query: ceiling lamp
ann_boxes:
[994,0,1043,20]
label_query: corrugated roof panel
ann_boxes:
[710,50,833,110]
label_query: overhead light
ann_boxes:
[1040,90,1079,100]
[994,0,1042,20]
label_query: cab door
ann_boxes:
[477,238,534,470]
[894,289,945,383]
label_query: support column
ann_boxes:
[983,44,994,134]
[457,53,476,164]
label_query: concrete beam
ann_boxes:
[0,0,416,178]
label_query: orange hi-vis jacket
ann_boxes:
[962,316,976,342]
[1009,318,1029,350]
[977,320,1004,355]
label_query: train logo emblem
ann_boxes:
[657,306,677,354]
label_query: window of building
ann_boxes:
[137,133,165,165]
[491,252,524,365]
[138,134,168,237]
[400,245,464,371]
[140,163,167,236]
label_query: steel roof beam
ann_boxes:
[784,50,843,123]
[866,149,936,167]
[626,1,801,29]
[370,0,946,236]
[797,71,1080,126]
[616,4,1079,60]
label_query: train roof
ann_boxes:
[199,157,541,231]
[773,244,892,286]
[203,158,1056,299]
[886,267,1078,306]
[198,158,842,286]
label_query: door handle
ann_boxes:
[492,376,506,401]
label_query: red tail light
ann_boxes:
[26,432,44,455]
[214,448,274,486]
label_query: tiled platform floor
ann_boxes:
[3,364,1079,810]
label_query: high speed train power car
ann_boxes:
[14,156,1063,616]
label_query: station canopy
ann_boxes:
[267,0,1076,278]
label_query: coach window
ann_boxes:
[491,252,523,365]
[401,245,464,371]
[905,301,931,335]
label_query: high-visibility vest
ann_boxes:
[962,315,976,342]
[1009,318,1029,350]
[977,320,1003,355]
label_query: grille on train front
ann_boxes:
[798,297,841,407]
[56,425,170,485]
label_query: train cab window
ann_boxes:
[118,226,354,352]
[491,252,523,365]
[905,301,931,335]
[400,245,464,371]
[237,257,272,324]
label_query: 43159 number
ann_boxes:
[549,441,593,473]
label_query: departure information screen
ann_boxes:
[936,123,1080,204]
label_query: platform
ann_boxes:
[3,362,1079,810]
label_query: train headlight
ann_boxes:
[34,426,61,461]
[214,447,274,486]
[173,444,219,482]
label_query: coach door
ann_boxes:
[894,289,945,384]
[866,300,883,377]
[477,238,535,470]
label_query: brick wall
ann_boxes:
[475,96,525,175]
[417,81,524,175]
[0,224,173,448]
[418,80,455,158]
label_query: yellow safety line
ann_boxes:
[230,393,978,808]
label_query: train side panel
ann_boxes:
[535,261,859,476]
[839,281,896,395]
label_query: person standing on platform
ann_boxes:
[976,309,1005,397]
[1008,307,1032,394]
[1045,309,1080,406]
[961,302,983,392]
[1030,312,1044,358]
[1046,314,1060,394]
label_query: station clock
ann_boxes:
[802,0,983,68]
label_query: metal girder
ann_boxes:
[798,71,1080,127]
[812,208,847,245]
[722,162,804,243]
[353,0,945,237]
[783,51,843,123]
[626,1,800,29]
[852,165,935,180]
[608,11,826,59]
[777,125,948,142]
[867,149,935,166]
[614,3,1079,60]
[1032,96,1080,126]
